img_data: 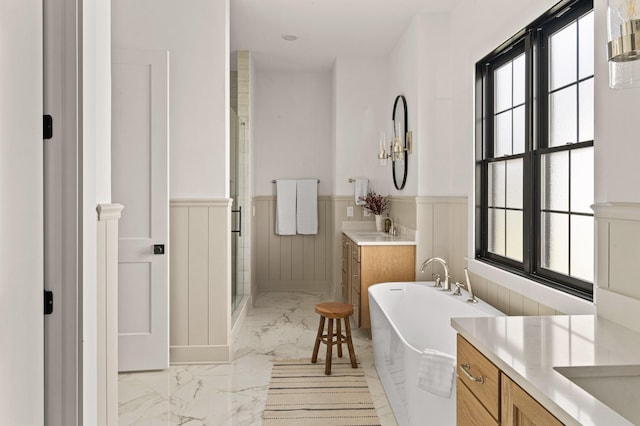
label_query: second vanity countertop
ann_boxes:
[452,314,640,426]
[342,226,416,246]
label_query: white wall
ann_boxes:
[594,0,640,204]
[387,21,419,196]
[112,0,229,199]
[333,57,387,196]
[253,70,333,195]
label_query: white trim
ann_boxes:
[170,198,232,207]
[416,196,467,205]
[592,202,640,221]
[467,258,595,315]
[96,203,124,221]
[170,345,231,364]
[596,288,640,333]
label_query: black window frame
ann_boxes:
[475,0,594,301]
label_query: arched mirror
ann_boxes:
[392,95,408,190]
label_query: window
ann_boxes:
[475,0,594,300]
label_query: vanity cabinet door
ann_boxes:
[457,378,499,426]
[350,247,361,327]
[341,236,351,303]
[501,374,562,426]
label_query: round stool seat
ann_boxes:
[311,301,358,375]
[315,302,353,319]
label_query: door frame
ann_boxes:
[44,0,82,423]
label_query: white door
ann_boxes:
[0,0,44,423]
[112,49,170,372]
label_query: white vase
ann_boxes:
[375,214,383,231]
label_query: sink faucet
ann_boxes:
[382,217,394,235]
[419,257,450,291]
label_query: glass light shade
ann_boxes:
[608,0,640,88]
[378,130,388,166]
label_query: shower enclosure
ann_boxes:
[230,51,251,316]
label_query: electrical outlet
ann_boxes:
[347,206,353,217]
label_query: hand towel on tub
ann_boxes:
[296,179,318,235]
[354,178,368,205]
[275,179,297,235]
[416,348,456,398]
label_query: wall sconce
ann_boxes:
[378,123,412,166]
[377,95,412,190]
[608,0,640,88]
[377,122,413,166]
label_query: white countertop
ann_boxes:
[342,229,416,246]
[452,314,640,425]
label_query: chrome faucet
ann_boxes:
[382,216,394,235]
[419,257,450,291]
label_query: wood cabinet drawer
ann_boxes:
[457,378,499,426]
[457,335,500,420]
[351,263,361,293]
[351,285,360,327]
[352,244,361,262]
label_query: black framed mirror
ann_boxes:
[392,95,408,190]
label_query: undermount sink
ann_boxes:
[554,365,640,425]
[356,232,393,238]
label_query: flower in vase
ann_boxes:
[358,190,390,215]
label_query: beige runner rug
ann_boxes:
[262,359,381,426]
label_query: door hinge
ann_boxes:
[43,115,53,140]
[44,290,53,315]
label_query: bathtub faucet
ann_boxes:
[464,267,478,303]
[419,257,450,291]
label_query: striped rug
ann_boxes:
[262,359,381,426]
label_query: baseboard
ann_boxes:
[256,280,331,292]
[231,295,251,343]
[170,345,231,364]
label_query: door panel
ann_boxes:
[0,0,44,423]
[112,48,169,372]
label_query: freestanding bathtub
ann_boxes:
[369,281,504,426]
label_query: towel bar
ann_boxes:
[272,179,319,183]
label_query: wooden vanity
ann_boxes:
[456,334,562,426]
[341,232,415,329]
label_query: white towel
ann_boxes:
[355,178,368,205]
[296,179,318,235]
[416,348,456,398]
[275,179,297,235]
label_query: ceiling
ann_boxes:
[230,0,460,71]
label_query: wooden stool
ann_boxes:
[311,302,358,375]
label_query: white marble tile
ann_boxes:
[120,291,398,425]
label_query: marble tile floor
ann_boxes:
[119,291,398,425]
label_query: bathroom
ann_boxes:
[5,0,640,424]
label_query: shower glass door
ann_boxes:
[231,108,245,312]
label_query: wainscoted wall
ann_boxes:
[253,196,333,292]
[415,197,467,284]
[593,203,640,331]
[96,204,123,426]
[389,196,564,316]
[169,199,231,363]
[466,274,563,316]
